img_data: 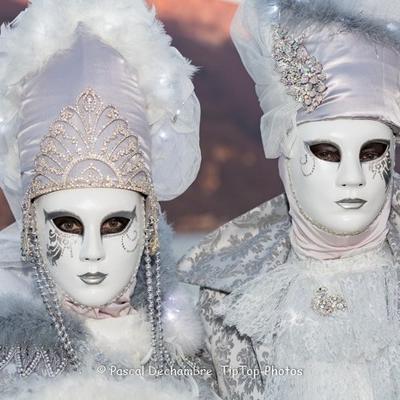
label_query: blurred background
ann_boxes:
[0,0,284,248]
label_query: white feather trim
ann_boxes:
[82,290,204,367]
[0,0,195,100]
[163,286,204,356]
[84,311,152,368]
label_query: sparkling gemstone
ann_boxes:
[271,24,327,110]
[311,286,347,317]
[304,96,312,106]
[300,75,309,84]
[297,46,308,60]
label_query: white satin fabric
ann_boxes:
[296,27,400,133]
[18,28,150,198]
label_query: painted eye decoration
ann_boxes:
[101,217,130,235]
[309,143,341,162]
[53,216,83,235]
[359,142,388,162]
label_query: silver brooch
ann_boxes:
[271,25,327,112]
[311,287,347,317]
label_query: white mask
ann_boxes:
[284,119,395,235]
[34,188,146,307]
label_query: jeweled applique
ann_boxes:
[271,25,327,112]
[0,346,66,377]
[311,286,347,316]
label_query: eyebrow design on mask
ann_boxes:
[103,207,137,222]
[44,210,80,222]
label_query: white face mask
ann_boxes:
[35,188,146,307]
[285,119,395,235]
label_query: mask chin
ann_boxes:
[280,119,394,236]
[34,187,146,307]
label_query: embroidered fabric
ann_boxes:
[216,243,400,398]
[178,194,291,292]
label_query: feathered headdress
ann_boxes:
[0,0,201,222]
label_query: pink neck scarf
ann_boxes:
[62,282,135,319]
[279,157,391,260]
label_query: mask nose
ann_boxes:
[79,225,105,262]
[335,153,366,188]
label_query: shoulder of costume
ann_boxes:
[0,287,88,380]
[178,193,291,293]
[0,289,87,350]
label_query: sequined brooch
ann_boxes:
[311,287,347,317]
[271,25,327,112]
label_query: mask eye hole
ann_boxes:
[101,217,130,235]
[309,143,341,162]
[53,216,83,235]
[359,141,388,162]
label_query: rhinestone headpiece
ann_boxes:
[271,25,327,112]
[30,88,153,199]
[22,88,159,258]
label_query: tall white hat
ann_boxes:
[0,0,201,224]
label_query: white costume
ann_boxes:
[0,1,218,399]
[179,0,400,399]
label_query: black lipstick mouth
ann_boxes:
[78,272,108,285]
